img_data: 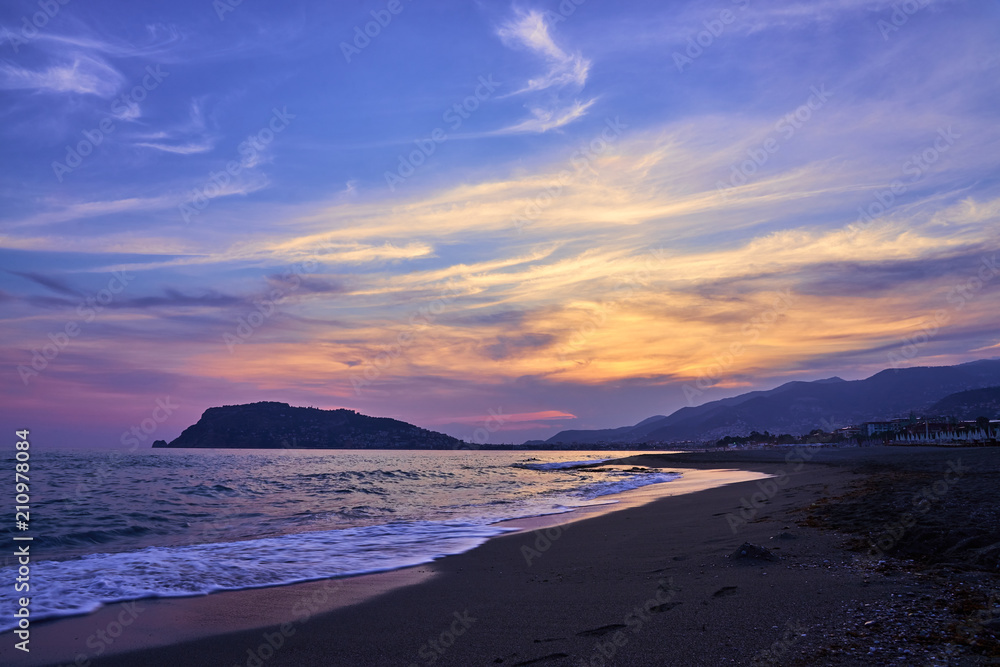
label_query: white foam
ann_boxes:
[0,521,514,631]
[571,472,682,500]
[515,458,615,470]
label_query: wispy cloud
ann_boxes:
[134,99,217,154]
[134,141,215,155]
[0,55,124,97]
[428,410,575,425]
[497,10,590,94]
[8,271,80,296]
[6,195,176,228]
[493,98,597,134]
[29,24,184,60]
[495,9,594,133]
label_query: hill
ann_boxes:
[152,402,465,449]
[543,359,1000,445]
[926,386,1000,420]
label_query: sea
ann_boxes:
[0,449,695,631]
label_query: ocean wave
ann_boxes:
[0,521,515,632]
[46,525,158,547]
[571,472,682,500]
[8,450,695,632]
[514,458,615,470]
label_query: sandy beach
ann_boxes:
[11,446,1000,667]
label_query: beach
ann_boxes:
[11,446,1000,666]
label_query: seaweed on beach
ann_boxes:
[799,458,1000,574]
[788,453,1000,664]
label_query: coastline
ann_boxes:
[8,446,998,666]
[2,464,768,667]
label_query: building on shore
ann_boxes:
[860,417,1000,445]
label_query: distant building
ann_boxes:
[891,417,999,445]
[862,420,905,437]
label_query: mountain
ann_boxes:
[152,402,465,449]
[543,360,1000,445]
[927,386,1000,420]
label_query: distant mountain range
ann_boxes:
[152,402,465,449]
[541,360,1000,445]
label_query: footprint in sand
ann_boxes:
[512,653,571,666]
[712,586,739,598]
[576,623,627,637]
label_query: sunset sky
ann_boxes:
[2,0,999,447]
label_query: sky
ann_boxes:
[1,0,999,448]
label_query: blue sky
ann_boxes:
[2,0,999,447]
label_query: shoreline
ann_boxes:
[2,465,769,667]
[7,446,998,666]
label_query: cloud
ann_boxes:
[0,55,124,97]
[113,289,244,309]
[481,333,557,360]
[31,25,184,61]
[8,271,79,296]
[13,288,247,311]
[134,99,217,154]
[261,239,435,266]
[497,10,590,94]
[267,274,346,295]
[495,9,592,133]
[493,98,597,135]
[133,141,215,155]
[430,409,576,425]
[7,195,176,228]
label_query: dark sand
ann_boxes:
[8,446,1000,666]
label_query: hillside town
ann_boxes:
[714,416,1000,449]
